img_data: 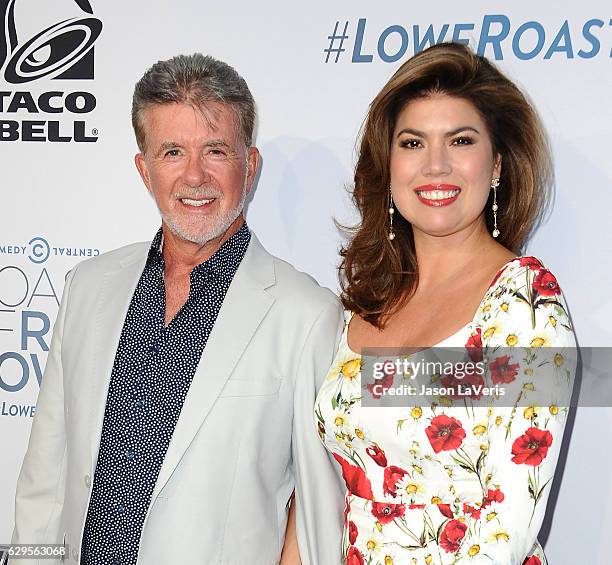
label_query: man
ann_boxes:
[11,54,344,564]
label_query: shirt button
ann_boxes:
[72,548,79,561]
[125,450,135,461]
[136,399,146,409]
[117,504,125,514]
[84,474,91,488]
[111,559,120,565]
[148,341,160,354]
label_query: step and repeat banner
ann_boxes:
[1,0,611,561]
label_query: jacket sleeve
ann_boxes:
[11,266,78,556]
[473,262,576,564]
[292,298,345,565]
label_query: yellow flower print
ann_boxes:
[341,359,361,380]
[482,324,499,340]
[488,529,510,543]
[529,327,555,347]
[398,476,426,502]
[468,544,480,556]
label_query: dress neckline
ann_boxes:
[344,255,534,355]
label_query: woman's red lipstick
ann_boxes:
[414,184,461,207]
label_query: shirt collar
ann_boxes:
[147,222,251,284]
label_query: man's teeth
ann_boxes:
[417,189,460,200]
[181,198,214,207]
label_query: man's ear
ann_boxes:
[245,146,260,194]
[135,152,152,194]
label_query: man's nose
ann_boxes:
[183,154,210,186]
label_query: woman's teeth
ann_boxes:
[417,189,460,200]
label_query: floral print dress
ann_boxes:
[314,257,576,565]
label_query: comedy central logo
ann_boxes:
[0,0,103,142]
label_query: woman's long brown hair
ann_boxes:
[339,42,553,328]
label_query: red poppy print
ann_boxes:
[346,546,365,565]
[437,504,454,519]
[441,367,485,400]
[439,519,467,553]
[489,355,519,385]
[511,427,553,466]
[426,415,466,453]
[383,465,408,497]
[371,501,406,524]
[519,257,542,270]
[465,328,483,363]
[463,503,481,520]
[366,370,395,400]
[333,454,374,499]
[523,557,541,565]
[366,444,388,467]
[533,269,561,297]
[348,520,358,545]
[483,488,505,506]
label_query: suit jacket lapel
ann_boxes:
[86,247,148,469]
[152,234,276,499]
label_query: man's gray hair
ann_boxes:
[131,53,256,152]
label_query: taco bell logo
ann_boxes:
[0,0,103,142]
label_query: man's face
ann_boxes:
[135,102,259,248]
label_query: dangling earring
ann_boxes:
[491,178,500,238]
[388,187,395,241]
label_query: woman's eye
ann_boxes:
[399,139,421,149]
[453,136,474,146]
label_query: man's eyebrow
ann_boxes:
[155,141,180,157]
[396,126,481,138]
[205,139,230,148]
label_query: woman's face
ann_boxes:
[390,93,501,240]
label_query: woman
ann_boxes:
[314,42,575,564]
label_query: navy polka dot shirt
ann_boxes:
[80,223,251,565]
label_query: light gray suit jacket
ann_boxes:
[12,233,345,565]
